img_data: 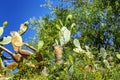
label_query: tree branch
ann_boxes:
[0,45,13,55]
[23,43,37,52]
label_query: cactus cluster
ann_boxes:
[0,21,29,74]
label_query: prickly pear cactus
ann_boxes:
[0,21,10,74]
[0,21,29,77]
[0,21,29,45]
[18,21,29,35]
[0,21,11,45]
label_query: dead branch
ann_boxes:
[23,43,37,52]
[0,45,13,55]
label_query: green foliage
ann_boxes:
[116,53,120,59]
[17,0,119,79]
[37,40,44,51]
[100,48,107,59]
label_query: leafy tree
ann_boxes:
[27,0,120,79]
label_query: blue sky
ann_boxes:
[0,0,51,72]
[0,0,51,36]
[0,0,51,51]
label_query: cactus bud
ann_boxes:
[3,21,8,28]
[66,14,72,21]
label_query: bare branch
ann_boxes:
[0,45,13,55]
[23,43,37,52]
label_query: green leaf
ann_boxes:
[73,39,81,48]
[37,40,44,50]
[116,53,120,59]
[0,27,4,37]
[103,59,110,69]
[73,48,81,53]
[73,39,84,53]
[85,45,90,52]
[71,23,76,29]
[0,57,5,69]
[68,55,73,64]
[84,45,93,58]
[55,39,59,45]
[0,36,11,45]
[68,65,74,75]
[55,24,61,30]
[59,19,63,27]
[73,48,85,53]
[59,27,71,46]
[86,52,94,59]
[100,48,107,59]
[66,14,72,21]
